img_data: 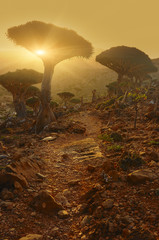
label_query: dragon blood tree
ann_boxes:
[0,69,42,118]
[25,85,41,99]
[96,46,157,94]
[25,86,41,115]
[57,92,75,107]
[7,21,93,133]
[26,97,40,115]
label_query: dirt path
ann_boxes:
[1,109,159,240]
[35,111,104,238]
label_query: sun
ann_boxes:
[35,50,46,55]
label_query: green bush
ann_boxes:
[107,144,122,152]
[98,133,113,142]
[119,152,144,171]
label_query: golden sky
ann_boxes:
[1,0,159,58]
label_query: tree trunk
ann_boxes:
[117,73,123,96]
[35,62,56,133]
[13,94,26,118]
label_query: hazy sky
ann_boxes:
[1,0,159,58]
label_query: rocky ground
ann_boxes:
[0,101,159,240]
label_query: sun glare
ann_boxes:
[35,50,46,55]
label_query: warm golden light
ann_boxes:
[35,50,46,55]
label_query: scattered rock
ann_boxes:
[67,122,86,134]
[127,229,156,240]
[58,210,69,219]
[42,136,57,141]
[63,189,71,197]
[81,215,92,227]
[0,172,28,188]
[102,199,114,209]
[36,173,47,180]
[86,165,96,173]
[0,155,8,159]
[148,151,159,162]
[121,215,134,224]
[62,138,104,166]
[55,192,71,207]
[0,201,14,210]
[18,234,43,240]
[102,160,114,173]
[31,190,63,215]
[108,170,120,181]
[14,181,23,192]
[68,179,80,187]
[0,188,14,200]
[127,169,158,184]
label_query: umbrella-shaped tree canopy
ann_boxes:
[7,21,93,63]
[96,46,157,80]
[0,69,42,95]
[57,91,75,106]
[7,21,93,132]
[0,69,42,118]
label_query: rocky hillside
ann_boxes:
[0,96,159,239]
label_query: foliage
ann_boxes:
[149,140,159,145]
[57,92,75,103]
[110,132,123,142]
[50,101,59,109]
[26,96,39,106]
[25,86,41,99]
[0,69,42,118]
[7,21,93,132]
[0,69,42,96]
[7,21,93,61]
[107,144,122,152]
[119,152,144,171]
[96,46,157,81]
[128,89,147,103]
[98,133,113,142]
[96,98,116,110]
[70,98,81,104]
[128,88,147,128]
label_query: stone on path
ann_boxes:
[127,169,158,184]
[42,136,57,141]
[18,234,43,240]
[62,138,104,166]
[58,210,69,218]
[102,199,114,209]
[31,190,63,215]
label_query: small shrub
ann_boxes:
[107,144,122,152]
[149,140,159,146]
[98,133,113,142]
[119,152,144,171]
[110,132,123,142]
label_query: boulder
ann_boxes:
[127,169,158,184]
[31,190,63,215]
[0,172,28,188]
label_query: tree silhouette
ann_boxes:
[0,69,42,118]
[7,21,93,132]
[25,86,41,99]
[26,96,40,115]
[57,92,75,107]
[96,46,157,89]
